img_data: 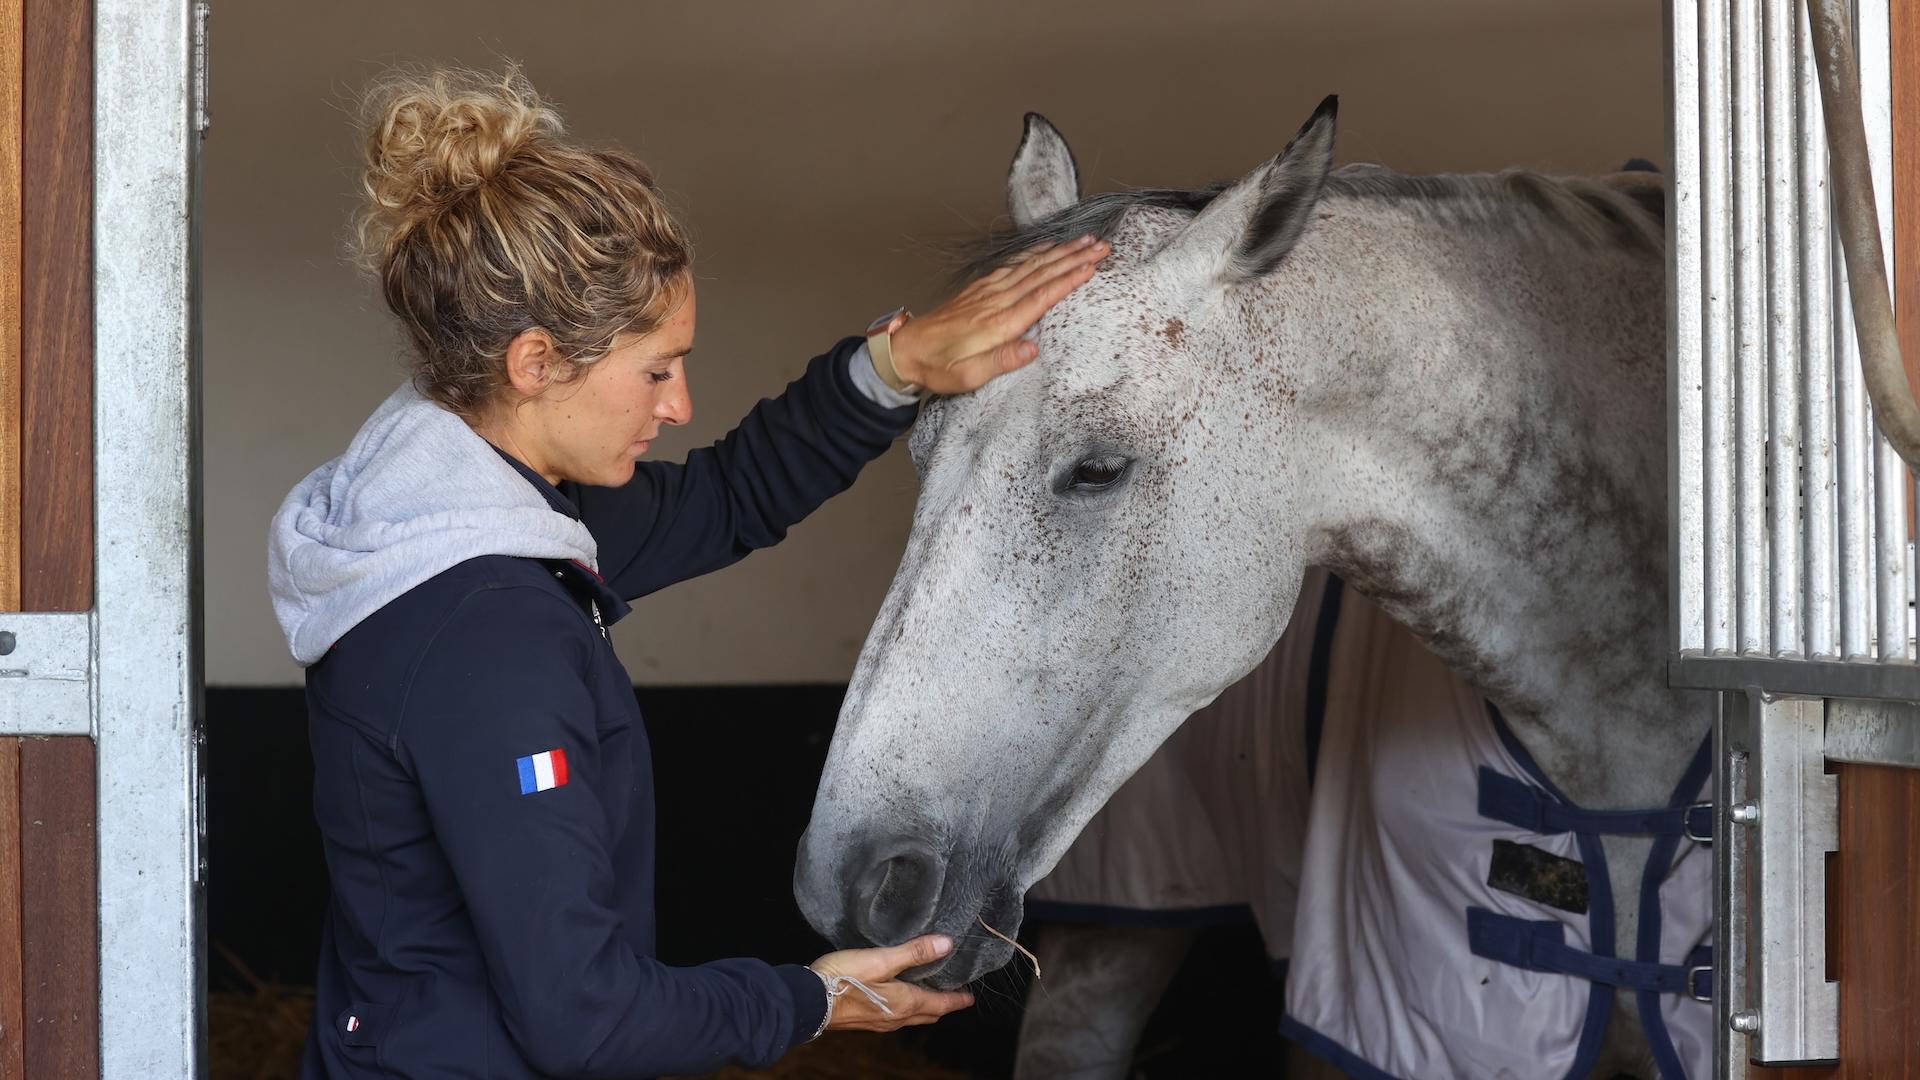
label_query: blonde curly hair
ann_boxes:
[353,64,692,418]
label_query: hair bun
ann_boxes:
[355,65,560,266]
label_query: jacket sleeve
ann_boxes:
[397,585,826,1078]
[568,337,918,601]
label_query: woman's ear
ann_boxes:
[503,329,558,396]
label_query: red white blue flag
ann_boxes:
[516,748,569,795]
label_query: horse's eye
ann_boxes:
[1066,455,1131,492]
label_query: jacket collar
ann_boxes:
[488,443,583,519]
[488,444,632,628]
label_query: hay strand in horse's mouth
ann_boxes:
[977,916,1040,980]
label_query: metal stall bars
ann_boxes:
[1670,0,1916,1072]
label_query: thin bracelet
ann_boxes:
[808,968,894,1040]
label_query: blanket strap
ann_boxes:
[1467,908,1713,1001]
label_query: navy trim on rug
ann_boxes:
[1303,573,1346,788]
[1636,730,1716,1080]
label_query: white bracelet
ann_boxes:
[808,968,894,1040]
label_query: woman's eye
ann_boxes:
[1067,456,1130,492]
[649,371,674,384]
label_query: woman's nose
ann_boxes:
[657,382,692,426]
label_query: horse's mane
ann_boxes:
[958,163,1665,281]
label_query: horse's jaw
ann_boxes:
[795,678,1217,985]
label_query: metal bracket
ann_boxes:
[1825,698,1920,767]
[0,612,93,736]
[1717,690,1840,1067]
[1671,653,1920,703]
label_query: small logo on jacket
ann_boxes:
[516,748,570,795]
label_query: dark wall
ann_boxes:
[208,684,851,983]
[207,686,1284,1077]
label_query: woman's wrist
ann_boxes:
[885,321,925,389]
[849,341,923,409]
[864,307,924,397]
[808,967,835,1040]
[806,965,895,1038]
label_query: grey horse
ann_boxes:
[797,99,1700,1077]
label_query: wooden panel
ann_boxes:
[0,0,19,612]
[18,0,87,612]
[19,737,92,1080]
[1833,765,1920,1076]
[0,739,20,1080]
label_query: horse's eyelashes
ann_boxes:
[1065,455,1131,493]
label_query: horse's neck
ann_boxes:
[1278,209,1704,809]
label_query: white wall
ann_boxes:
[205,0,1664,685]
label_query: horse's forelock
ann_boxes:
[954,186,1230,285]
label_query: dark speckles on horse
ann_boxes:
[807,134,1692,1025]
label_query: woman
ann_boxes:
[268,67,1107,1079]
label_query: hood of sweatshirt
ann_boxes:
[268,382,598,666]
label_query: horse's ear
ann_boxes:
[1158,95,1338,285]
[1007,113,1081,228]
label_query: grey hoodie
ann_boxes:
[268,343,912,667]
[267,382,598,666]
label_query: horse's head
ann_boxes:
[795,99,1347,986]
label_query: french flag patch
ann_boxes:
[516,748,570,795]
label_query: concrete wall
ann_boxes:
[205,0,1663,685]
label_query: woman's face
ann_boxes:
[530,285,697,487]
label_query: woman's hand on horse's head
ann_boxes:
[809,933,976,1033]
[892,235,1111,395]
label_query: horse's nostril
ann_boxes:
[853,842,944,945]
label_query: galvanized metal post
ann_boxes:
[1855,0,1909,662]
[1734,0,1770,653]
[1764,0,1803,657]
[94,0,204,1077]
[1712,692,1751,1072]
[1716,691,1839,1066]
[1702,0,1739,655]
[1796,0,1837,659]
[1672,0,1708,656]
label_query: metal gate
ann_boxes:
[1669,0,1919,1073]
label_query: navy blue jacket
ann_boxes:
[300,339,916,1078]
